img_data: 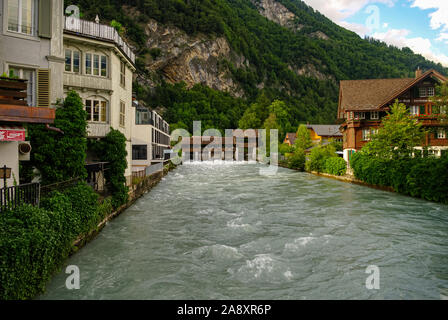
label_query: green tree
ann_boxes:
[268,100,291,142]
[92,129,129,208]
[431,82,448,125]
[238,103,263,129]
[294,124,313,150]
[27,91,87,184]
[363,100,426,159]
[306,144,337,173]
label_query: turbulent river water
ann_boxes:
[41,162,448,300]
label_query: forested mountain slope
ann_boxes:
[65,0,448,131]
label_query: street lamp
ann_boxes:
[0,165,12,188]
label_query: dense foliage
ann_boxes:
[325,157,347,176]
[286,148,306,171]
[65,0,448,129]
[351,152,448,204]
[305,144,337,173]
[295,124,312,150]
[149,82,248,133]
[91,129,129,208]
[0,183,112,300]
[25,91,87,184]
[362,100,426,159]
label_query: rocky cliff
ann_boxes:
[138,19,247,97]
[127,1,334,97]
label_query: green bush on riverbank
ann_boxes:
[351,153,448,204]
[0,183,112,300]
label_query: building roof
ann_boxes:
[338,69,447,113]
[285,133,297,145]
[339,78,414,112]
[307,125,342,137]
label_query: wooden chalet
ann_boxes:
[338,69,448,161]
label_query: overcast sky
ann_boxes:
[302,0,448,66]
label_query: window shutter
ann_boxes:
[37,69,51,107]
[38,0,53,38]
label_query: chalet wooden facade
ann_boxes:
[338,69,448,162]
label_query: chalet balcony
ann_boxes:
[64,16,135,64]
[0,77,55,124]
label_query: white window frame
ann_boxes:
[370,111,379,120]
[6,0,36,36]
[427,87,435,97]
[419,87,427,98]
[65,49,81,73]
[85,52,108,77]
[410,106,419,116]
[437,128,446,139]
[85,98,108,123]
[362,128,371,141]
[354,112,366,120]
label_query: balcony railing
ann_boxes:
[0,183,40,213]
[64,17,135,64]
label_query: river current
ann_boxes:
[41,162,448,300]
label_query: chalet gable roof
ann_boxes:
[338,69,447,113]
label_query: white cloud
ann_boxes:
[410,1,448,31]
[436,33,448,44]
[303,0,395,22]
[372,28,448,66]
[339,21,372,37]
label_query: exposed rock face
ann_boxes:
[142,19,246,97]
[251,0,303,30]
[292,64,334,81]
[310,31,329,40]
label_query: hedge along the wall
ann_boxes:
[325,157,347,176]
[350,153,448,204]
[0,182,113,300]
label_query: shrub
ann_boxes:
[0,205,69,300]
[91,129,129,208]
[26,91,88,185]
[287,148,306,171]
[325,157,347,176]
[306,144,337,173]
[0,183,114,300]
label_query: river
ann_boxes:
[41,162,448,300]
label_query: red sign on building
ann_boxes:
[0,126,26,142]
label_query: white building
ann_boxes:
[62,16,136,185]
[132,101,171,173]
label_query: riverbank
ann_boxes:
[278,161,395,193]
[72,163,177,252]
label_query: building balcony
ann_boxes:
[64,17,135,64]
[64,73,112,93]
[0,77,55,124]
